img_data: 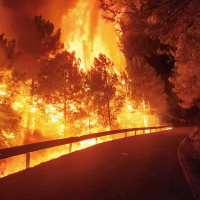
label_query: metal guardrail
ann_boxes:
[0,125,172,169]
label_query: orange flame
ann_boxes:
[0,1,162,178]
[61,0,125,71]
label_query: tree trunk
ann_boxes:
[86,95,91,134]
[104,67,111,130]
[63,68,67,131]
[63,88,67,129]
[107,95,111,130]
[27,79,35,131]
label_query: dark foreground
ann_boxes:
[0,127,195,200]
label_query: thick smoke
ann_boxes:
[1,0,42,55]
[0,0,79,51]
[0,0,79,76]
[0,0,123,76]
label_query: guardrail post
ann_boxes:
[143,129,145,134]
[69,143,72,153]
[125,132,127,137]
[135,130,136,136]
[150,129,152,133]
[95,137,98,144]
[26,152,30,169]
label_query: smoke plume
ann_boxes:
[0,0,79,52]
[0,0,79,76]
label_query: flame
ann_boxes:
[0,66,161,177]
[0,1,163,178]
[61,0,125,71]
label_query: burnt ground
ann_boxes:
[0,127,195,200]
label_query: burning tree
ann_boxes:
[38,51,84,134]
[34,15,63,58]
[86,53,123,129]
[0,0,178,178]
[127,57,167,126]
[0,70,21,147]
[0,70,21,176]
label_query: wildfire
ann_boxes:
[0,65,161,177]
[0,1,162,178]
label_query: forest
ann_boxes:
[0,0,199,175]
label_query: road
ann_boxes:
[0,127,195,200]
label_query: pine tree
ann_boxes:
[38,51,84,133]
[86,53,123,129]
[127,57,167,124]
[0,33,17,68]
[34,15,64,58]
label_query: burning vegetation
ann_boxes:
[2,0,199,177]
[0,1,164,176]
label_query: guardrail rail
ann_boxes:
[0,125,172,169]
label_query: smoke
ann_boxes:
[1,0,43,54]
[0,0,79,76]
[0,0,124,76]
[0,0,80,51]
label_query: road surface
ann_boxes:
[0,127,195,200]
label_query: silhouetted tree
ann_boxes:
[0,33,17,68]
[100,0,200,122]
[38,51,84,131]
[100,0,198,45]
[34,15,64,58]
[127,57,167,123]
[86,53,123,129]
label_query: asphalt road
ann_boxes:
[0,127,195,200]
